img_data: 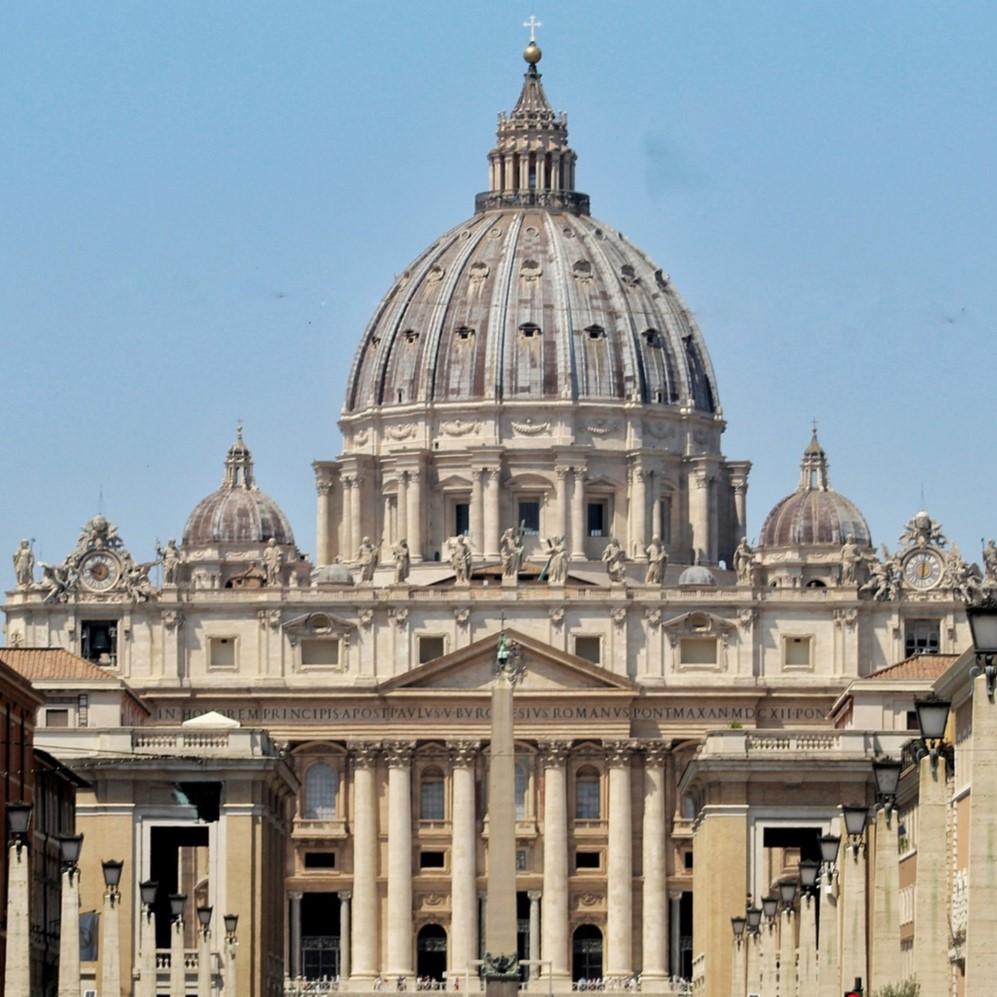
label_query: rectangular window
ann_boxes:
[420,779,445,821]
[575,778,601,819]
[515,848,528,872]
[683,850,694,871]
[81,620,117,666]
[418,635,446,664]
[587,501,606,537]
[45,709,70,728]
[658,496,672,545]
[905,620,940,657]
[208,637,236,669]
[518,500,541,535]
[303,852,337,869]
[575,850,601,870]
[574,635,601,665]
[454,502,470,537]
[679,637,718,666]
[783,636,812,668]
[301,639,341,668]
[420,850,446,869]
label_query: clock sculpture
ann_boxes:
[862,510,983,602]
[37,514,158,603]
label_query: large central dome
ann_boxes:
[344,51,719,417]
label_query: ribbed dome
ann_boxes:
[678,564,717,586]
[183,430,294,547]
[759,432,871,548]
[344,55,719,415]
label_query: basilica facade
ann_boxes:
[3,39,990,997]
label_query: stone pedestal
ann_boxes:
[967,672,997,986]
[869,807,901,989]
[170,917,186,997]
[485,977,520,997]
[815,876,840,997]
[777,910,794,997]
[197,928,212,997]
[4,841,31,997]
[100,891,121,997]
[796,893,817,994]
[58,867,81,997]
[745,931,762,997]
[839,836,867,993]
[913,754,949,995]
[730,938,746,997]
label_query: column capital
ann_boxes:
[668,889,684,903]
[384,740,415,768]
[316,480,334,496]
[484,465,501,482]
[448,740,480,768]
[555,465,570,480]
[539,740,571,767]
[349,741,381,768]
[338,890,352,902]
[527,890,542,902]
[642,740,669,766]
[288,891,304,902]
[603,739,635,767]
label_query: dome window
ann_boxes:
[620,264,639,286]
[404,330,420,344]
[455,326,476,341]
[585,325,605,341]
[643,329,661,347]
[519,323,541,340]
[572,259,593,282]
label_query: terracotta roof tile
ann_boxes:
[867,654,960,682]
[0,648,121,684]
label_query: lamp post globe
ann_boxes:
[914,695,951,743]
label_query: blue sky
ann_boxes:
[2,1,995,586]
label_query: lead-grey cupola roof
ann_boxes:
[343,47,720,416]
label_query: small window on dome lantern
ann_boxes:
[519,323,541,340]
[455,326,475,341]
[585,325,605,341]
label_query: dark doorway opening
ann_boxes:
[417,923,447,982]
[150,826,210,948]
[572,924,603,982]
[301,893,341,980]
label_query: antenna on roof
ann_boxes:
[98,484,104,515]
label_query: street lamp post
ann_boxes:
[100,859,123,997]
[796,859,820,992]
[196,905,213,997]
[815,829,841,997]
[137,880,159,997]
[965,597,997,985]
[730,916,747,997]
[169,893,187,997]
[777,880,796,997]
[869,758,902,988]
[912,694,952,994]
[839,804,869,993]
[4,802,33,997]
[223,913,239,997]
[57,834,84,997]
[745,904,763,997]
[760,894,779,996]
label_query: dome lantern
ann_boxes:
[476,39,588,215]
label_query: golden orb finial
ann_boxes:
[524,40,542,65]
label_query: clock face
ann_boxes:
[903,550,944,591]
[79,551,121,591]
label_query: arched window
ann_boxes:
[515,762,528,820]
[420,768,445,821]
[303,762,338,820]
[575,766,601,820]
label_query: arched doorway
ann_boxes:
[417,923,447,982]
[572,924,603,982]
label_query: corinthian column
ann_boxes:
[570,467,585,560]
[555,467,570,542]
[630,466,647,558]
[316,479,334,565]
[689,466,710,564]
[342,475,355,559]
[483,466,501,557]
[386,741,415,979]
[351,477,364,560]
[449,742,479,980]
[397,471,409,545]
[406,473,423,562]
[605,742,633,977]
[350,743,380,982]
[470,471,483,552]
[339,892,352,982]
[540,741,571,982]
[641,743,668,982]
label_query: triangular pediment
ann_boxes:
[379,629,639,693]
